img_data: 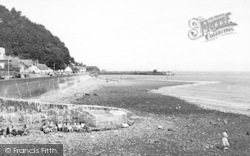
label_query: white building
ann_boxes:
[0,47,8,69]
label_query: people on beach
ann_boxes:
[19,124,29,136]
[57,122,63,132]
[10,125,18,136]
[73,123,82,132]
[1,121,90,136]
[222,131,230,151]
[6,124,11,135]
[40,121,90,134]
[41,122,51,134]
[2,124,29,137]
[0,128,5,136]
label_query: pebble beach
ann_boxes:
[1,75,250,156]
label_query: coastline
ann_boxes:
[28,76,133,104]
[1,75,250,155]
[152,80,250,116]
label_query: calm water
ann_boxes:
[150,72,250,115]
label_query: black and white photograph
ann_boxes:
[0,0,250,155]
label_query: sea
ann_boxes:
[150,72,250,115]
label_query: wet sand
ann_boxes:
[1,75,250,155]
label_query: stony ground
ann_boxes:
[1,76,250,156]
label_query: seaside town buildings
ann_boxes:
[0,47,91,79]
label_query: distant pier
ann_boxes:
[100,70,175,76]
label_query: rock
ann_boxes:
[215,144,224,150]
[121,123,129,128]
[223,119,228,124]
[58,134,63,137]
[157,125,163,130]
[93,93,98,96]
[167,128,173,131]
[209,121,218,126]
[127,120,135,126]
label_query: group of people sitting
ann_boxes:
[0,121,91,136]
[41,121,91,134]
[0,124,29,137]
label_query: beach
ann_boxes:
[1,74,250,155]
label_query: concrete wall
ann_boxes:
[0,74,131,130]
[0,74,89,99]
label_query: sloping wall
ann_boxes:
[0,98,129,130]
[0,74,89,99]
[0,75,131,130]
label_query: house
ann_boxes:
[86,66,100,73]
[19,59,34,67]
[36,63,53,74]
[28,65,41,73]
[8,57,21,72]
[69,65,86,73]
[64,66,73,73]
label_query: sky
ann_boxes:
[1,0,250,71]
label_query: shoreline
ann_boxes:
[2,75,250,155]
[32,75,250,117]
[152,80,250,116]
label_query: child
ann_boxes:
[80,122,86,132]
[62,122,68,132]
[6,125,13,136]
[67,123,73,132]
[222,132,230,151]
[11,125,17,136]
[0,129,5,136]
[42,122,50,134]
[48,122,57,132]
[18,124,29,136]
[57,122,63,132]
[74,123,81,132]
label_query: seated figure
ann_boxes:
[11,126,17,136]
[57,122,63,132]
[73,123,81,132]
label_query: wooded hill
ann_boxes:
[0,5,75,70]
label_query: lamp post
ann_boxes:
[7,55,9,79]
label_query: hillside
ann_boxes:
[0,5,75,70]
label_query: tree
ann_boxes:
[0,5,75,70]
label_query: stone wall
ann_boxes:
[0,98,129,130]
[0,75,131,130]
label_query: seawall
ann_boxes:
[0,74,131,130]
[0,74,90,99]
[0,97,130,130]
